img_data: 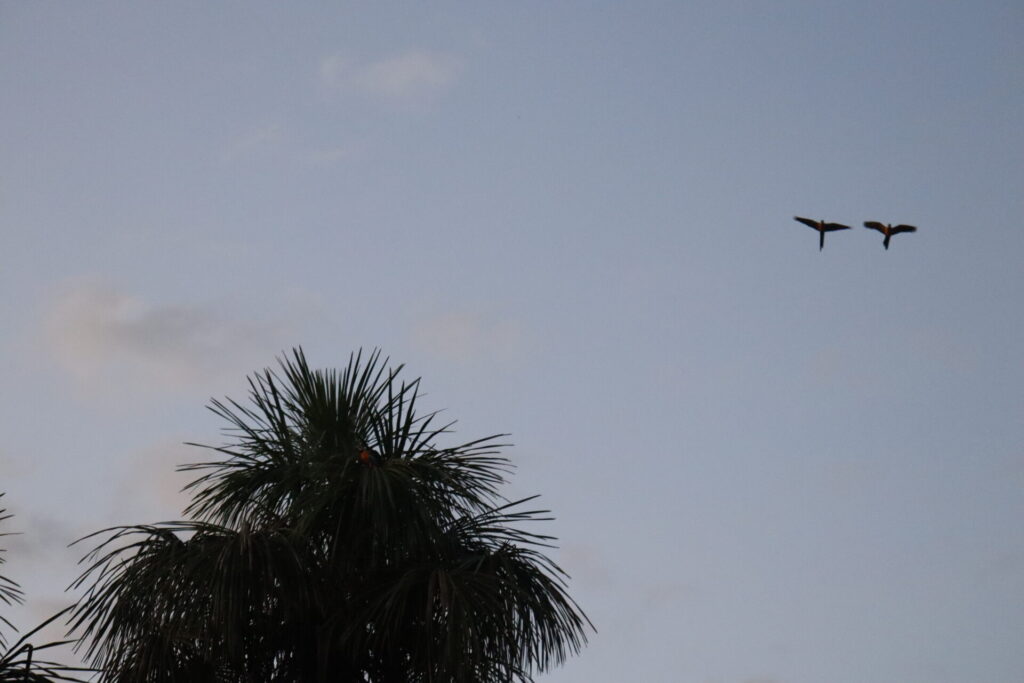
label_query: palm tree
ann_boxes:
[0,495,91,682]
[69,349,592,682]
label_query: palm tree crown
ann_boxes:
[70,349,591,682]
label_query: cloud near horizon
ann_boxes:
[320,50,463,99]
[43,281,288,395]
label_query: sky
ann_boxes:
[2,2,1023,681]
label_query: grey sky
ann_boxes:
[2,2,1023,681]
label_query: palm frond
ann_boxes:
[0,494,24,648]
[0,606,94,682]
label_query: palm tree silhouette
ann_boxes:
[793,216,852,251]
[863,221,917,250]
[69,349,591,682]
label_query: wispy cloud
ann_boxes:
[4,510,84,562]
[303,144,352,166]
[559,543,613,587]
[701,678,787,683]
[0,449,33,480]
[412,311,526,362]
[43,280,287,394]
[221,122,284,162]
[222,123,358,168]
[116,439,199,522]
[320,50,463,99]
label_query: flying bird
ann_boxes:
[863,221,917,250]
[793,216,852,251]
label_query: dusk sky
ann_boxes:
[2,2,1023,681]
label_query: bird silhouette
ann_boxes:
[793,216,852,251]
[863,221,917,250]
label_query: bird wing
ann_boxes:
[793,216,820,230]
[892,224,917,234]
[863,221,887,233]
[823,222,851,231]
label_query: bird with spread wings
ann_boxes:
[793,216,852,251]
[863,221,917,250]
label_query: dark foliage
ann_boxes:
[70,349,591,681]
[0,495,91,682]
